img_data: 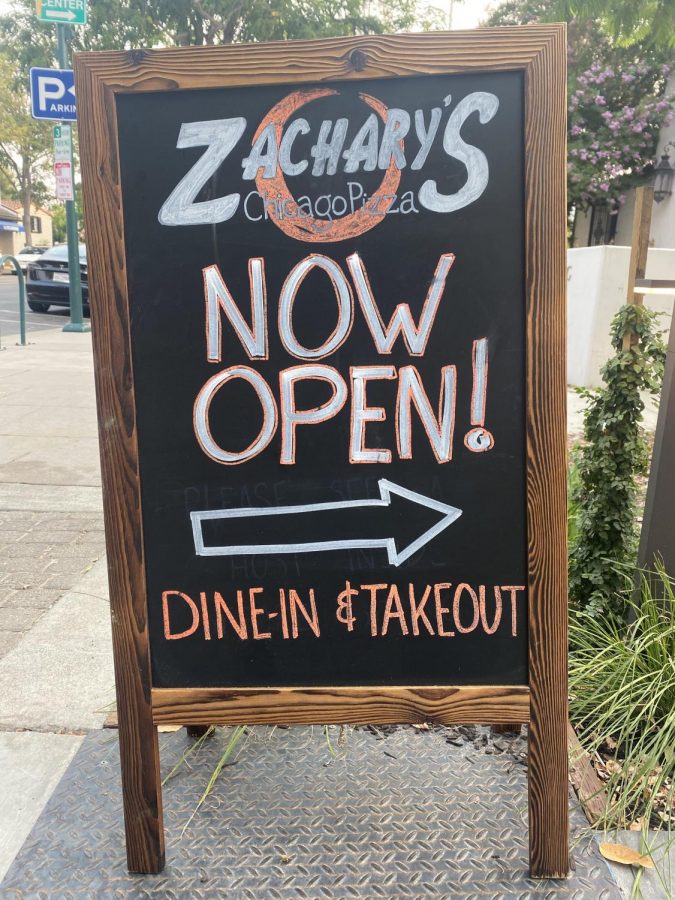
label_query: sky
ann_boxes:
[446,0,498,29]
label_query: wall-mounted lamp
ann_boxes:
[653,142,674,203]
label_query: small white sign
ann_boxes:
[54,125,74,201]
[53,123,72,163]
[55,160,74,201]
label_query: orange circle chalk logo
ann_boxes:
[254,88,402,243]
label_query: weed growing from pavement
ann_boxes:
[162,725,216,786]
[179,725,248,836]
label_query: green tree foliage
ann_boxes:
[0,54,52,243]
[555,0,675,50]
[492,0,674,49]
[50,183,83,243]
[0,0,442,238]
[569,305,665,620]
[486,0,673,212]
[484,0,551,25]
[50,203,66,244]
[0,0,442,78]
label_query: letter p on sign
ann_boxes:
[29,67,77,121]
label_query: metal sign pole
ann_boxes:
[0,255,27,345]
[56,23,88,333]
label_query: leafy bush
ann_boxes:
[569,564,675,830]
[567,444,582,546]
[569,303,665,619]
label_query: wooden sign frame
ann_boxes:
[75,25,568,879]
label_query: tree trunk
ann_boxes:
[22,158,32,245]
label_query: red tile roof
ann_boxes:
[0,199,52,218]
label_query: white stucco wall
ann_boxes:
[613,192,636,247]
[567,245,675,387]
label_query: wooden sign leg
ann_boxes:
[110,594,165,872]
[117,703,165,873]
[528,700,569,877]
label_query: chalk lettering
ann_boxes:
[409,583,434,635]
[162,590,200,640]
[214,590,248,640]
[396,365,456,463]
[347,251,454,355]
[418,92,499,213]
[453,583,480,634]
[433,582,455,636]
[350,366,396,464]
[160,583,524,642]
[242,123,278,179]
[381,584,409,636]
[193,366,277,464]
[280,365,348,465]
[312,118,349,176]
[204,260,267,362]
[343,113,379,173]
[158,118,246,226]
[336,580,358,631]
[288,588,320,637]
[249,587,271,639]
[278,254,353,359]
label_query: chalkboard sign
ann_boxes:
[76,27,568,878]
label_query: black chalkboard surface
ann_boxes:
[116,69,527,689]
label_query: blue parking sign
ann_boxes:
[30,67,77,121]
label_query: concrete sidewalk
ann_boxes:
[0,330,105,658]
[0,329,112,881]
[0,327,665,895]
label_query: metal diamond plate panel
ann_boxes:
[1,725,619,897]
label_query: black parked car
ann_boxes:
[26,244,88,314]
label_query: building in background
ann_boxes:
[0,200,53,259]
[0,202,23,258]
[567,79,675,387]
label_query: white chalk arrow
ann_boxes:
[190,478,462,566]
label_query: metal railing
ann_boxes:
[0,256,26,346]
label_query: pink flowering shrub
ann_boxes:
[486,0,674,212]
[569,59,673,209]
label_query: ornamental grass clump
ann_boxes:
[569,565,675,831]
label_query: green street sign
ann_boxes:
[36,0,86,26]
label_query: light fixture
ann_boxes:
[652,142,674,203]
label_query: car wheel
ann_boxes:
[28,300,50,313]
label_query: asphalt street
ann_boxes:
[0,274,70,345]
